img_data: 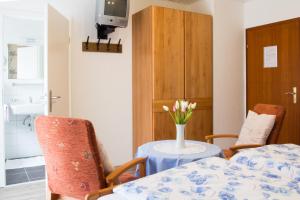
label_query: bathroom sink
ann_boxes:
[10,103,45,115]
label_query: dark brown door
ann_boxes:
[247,18,300,144]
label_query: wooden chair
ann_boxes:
[205,104,286,159]
[35,116,146,200]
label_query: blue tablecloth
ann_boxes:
[136,140,222,175]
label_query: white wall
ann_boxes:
[48,0,246,164]
[48,0,193,166]
[245,0,300,28]
[213,0,245,148]
[185,0,214,15]
[187,0,245,148]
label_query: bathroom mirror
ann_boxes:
[8,44,43,80]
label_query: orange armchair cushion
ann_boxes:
[36,116,107,200]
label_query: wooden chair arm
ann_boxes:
[85,186,114,200]
[106,157,147,187]
[205,134,239,144]
[229,144,263,152]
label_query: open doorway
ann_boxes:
[0,0,70,188]
[0,3,46,186]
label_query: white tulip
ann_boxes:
[191,103,197,109]
[163,106,169,112]
[185,101,189,107]
[181,101,188,109]
[180,101,184,109]
[175,101,180,109]
[180,101,188,112]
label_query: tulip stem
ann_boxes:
[168,110,176,124]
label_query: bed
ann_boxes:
[99,144,300,200]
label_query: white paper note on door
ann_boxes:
[264,46,278,68]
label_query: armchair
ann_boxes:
[36,116,146,200]
[205,104,286,158]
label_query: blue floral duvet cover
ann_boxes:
[100,144,300,200]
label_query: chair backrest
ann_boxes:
[253,104,286,144]
[35,116,106,200]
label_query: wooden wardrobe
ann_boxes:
[132,6,213,152]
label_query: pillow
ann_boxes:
[235,110,276,145]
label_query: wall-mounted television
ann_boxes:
[96,0,129,28]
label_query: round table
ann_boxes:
[136,140,222,175]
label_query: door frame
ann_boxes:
[0,3,71,186]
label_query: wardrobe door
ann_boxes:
[152,7,185,140]
[152,6,185,100]
[153,100,176,141]
[184,12,213,140]
[132,7,154,152]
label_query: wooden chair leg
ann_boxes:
[47,187,60,200]
[50,193,60,200]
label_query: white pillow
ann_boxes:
[235,110,276,145]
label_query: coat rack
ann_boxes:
[82,36,122,53]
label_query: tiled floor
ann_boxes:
[6,166,45,185]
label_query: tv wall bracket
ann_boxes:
[96,23,116,40]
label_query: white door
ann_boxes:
[45,5,70,116]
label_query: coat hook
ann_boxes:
[97,39,101,50]
[117,39,121,51]
[86,36,90,50]
[107,38,111,50]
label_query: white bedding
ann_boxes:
[99,194,127,200]
[99,144,300,200]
